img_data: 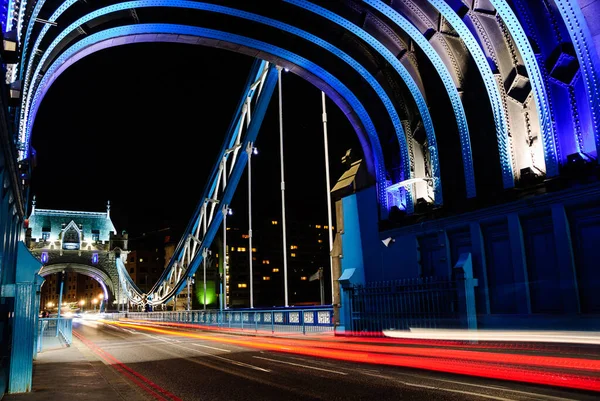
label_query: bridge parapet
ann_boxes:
[114,307,335,335]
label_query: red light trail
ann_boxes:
[101,320,600,392]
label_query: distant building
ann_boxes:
[221,218,331,308]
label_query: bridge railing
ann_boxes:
[345,276,461,335]
[37,318,73,352]
[121,307,334,335]
[342,254,478,336]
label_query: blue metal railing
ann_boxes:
[37,318,73,352]
[121,307,334,335]
[346,277,460,335]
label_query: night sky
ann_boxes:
[30,43,362,238]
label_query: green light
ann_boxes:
[195,281,216,305]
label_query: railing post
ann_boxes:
[454,253,478,330]
[271,311,274,334]
[302,310,306,335]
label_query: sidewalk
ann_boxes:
[4,337,147,401]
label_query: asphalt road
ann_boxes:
[73,320,599,401]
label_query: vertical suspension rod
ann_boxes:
[247,142,254,308]
[222,205,228,310]
[203,201,207,310]
[321,91,335,305]
[278,67,289,307]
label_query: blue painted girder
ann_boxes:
[148,59,268,298]
[169,64,279,302]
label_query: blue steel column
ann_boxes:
[507,214,531,314]
[9,283,37,393]
[9,243,43,393]
[32,276,44,360]
[551,205,580,313]
[454,253,478,330]
[469,222,490,315]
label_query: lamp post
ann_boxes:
[57,270,65,318]
[92,298,98,312]
[79,299,85,313]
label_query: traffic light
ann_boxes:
[56,272,66,295]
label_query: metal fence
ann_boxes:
[346,276,460,335]
[122,307,334,334]
[37,318,73,352]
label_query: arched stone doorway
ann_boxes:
[39,264,114,312]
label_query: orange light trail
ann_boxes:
[102,320,600,392]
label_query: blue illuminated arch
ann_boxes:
[25,24,388,205]
[18,0,78,154]
[429,0,514,189]
[20,1,419,210]
[488,0,559,176]
[364,0,477,198]
[286,0,443,205]
[553,0,600,158]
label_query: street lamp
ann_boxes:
[46,302,53,308]
[92,298,98,312]
[79,299,85,312]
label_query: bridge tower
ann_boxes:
[25,199,129,310]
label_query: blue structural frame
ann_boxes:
[553,0,600,157]
[286,0,443,205]
[429,0,514,189]
[24,25,389,206]
[19,1,396,209]
[488,0,559,176]
[4,0,600,396]
[148,58,273,301]
[364,0,477,199]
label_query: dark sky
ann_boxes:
[30,42,361,238]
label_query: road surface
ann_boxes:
[72,319,599,401]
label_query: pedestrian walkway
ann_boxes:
[4,337,148,401]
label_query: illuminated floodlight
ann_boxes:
[253,147,258,155]
[228,208,233,215]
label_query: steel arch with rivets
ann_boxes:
[6,0,600,304]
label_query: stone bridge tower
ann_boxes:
[25,198,129,310]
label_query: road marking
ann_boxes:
[359,370,577,401]
[361,372,519,401]
[192,343,231,353]
[139,332,271,373]
[401,381,517,401]
[253,356,347,375]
